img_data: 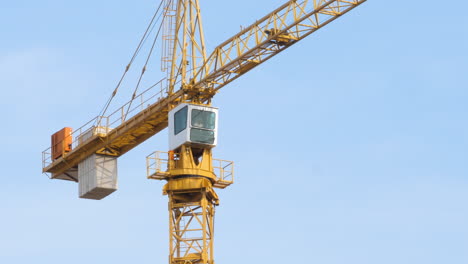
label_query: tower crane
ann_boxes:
[42,1,366,263]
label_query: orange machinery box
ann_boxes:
[51,127,73,160]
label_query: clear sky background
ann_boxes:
[1,1,467,263]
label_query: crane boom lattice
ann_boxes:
[41,1,367,263]
[189,0,367,98]
[42,0,365,180]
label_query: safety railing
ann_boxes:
[42,79,168,170]
[146,151,234,188]
[212,159,234,188]
[42,149,52,178]
[146,151,171,180]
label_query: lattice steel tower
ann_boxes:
[42,1,367,264]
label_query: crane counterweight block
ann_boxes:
[51,127,73,161]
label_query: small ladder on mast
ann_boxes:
[161,0,177,74]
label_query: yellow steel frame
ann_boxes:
[146,150,234,188]
[188,0,367,99]
[168,145,217,180]
[42,1,367,264]
[146,140,222,264]
[42,0,365,180]
[168,189,215,264]
[163,0,208,94]
[162,144,220,264]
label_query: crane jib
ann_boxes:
[41,0,367,262]
[42,0,366,180]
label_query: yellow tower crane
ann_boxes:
[42,1,367,263]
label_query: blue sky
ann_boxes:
[1,1,468,263]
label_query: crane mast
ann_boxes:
[163,0,208,94]
[42,1,367,263]
[158,3,221,263]
[160,2,223,263]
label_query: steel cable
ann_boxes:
[95,0,165,126]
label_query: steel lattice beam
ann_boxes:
[189,0,366,94]
[42,0,366,180]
